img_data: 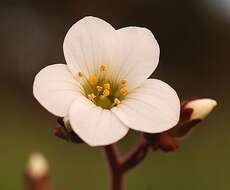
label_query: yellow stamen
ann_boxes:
[104,83,110,90]
[111,98,121,108]
[89,75,98,85]
[120,87,128,96]
[114,98,121,105]
[100,64,108,72]
[88,93,96,101]
[119,79,127,87]
[96,86,103,92]
[78,66,129,109]
[103,89,110,97]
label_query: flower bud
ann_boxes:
[26,152,50,190]
[146,98,217,151]
[171,98,217,138]
[184,98,217,121]
[27,152,49,178]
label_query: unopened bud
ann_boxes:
[27,152,49,178]
[171,98,217,138]
[185,98,217,121]
[26,152,50,190]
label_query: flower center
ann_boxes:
[77,64,128,109]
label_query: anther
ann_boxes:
[89,75,98,85]
[96,86,103,92]
[104,83,110,90]
[119,79,127,87]
[100,64,108,72]
[88,93,96,101]
[114,98,121,105]
[103,89,110,97]
[120,87,128,96]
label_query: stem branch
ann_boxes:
[103,137,150,190]
[103,145,125,190]
[121,138,149,172]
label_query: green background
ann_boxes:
[0,0,229,189]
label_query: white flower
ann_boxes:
[33,16,180,146]
[185,98,217,120]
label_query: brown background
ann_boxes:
[0,0,229,189]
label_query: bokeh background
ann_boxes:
[0,0,229,189]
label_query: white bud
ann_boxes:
[185,98,217,120]
[27,152,49,178]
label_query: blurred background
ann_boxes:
[0,0,229,189]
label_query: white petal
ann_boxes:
[114,27,160,90]
[63,17,160,91]
[63,16,116,76]
[33,64,81,117]
[112,79,180,133]
[69,97,129,146]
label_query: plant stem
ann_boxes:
[121,138,149,172]
[103,144,125,190]
[25,172,50,190]
[103,137,150,190]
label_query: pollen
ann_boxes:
[89,75,98,85]
[103,89,110,97]
[113,98,121,105]
[78,67,128,109]
[100,64,108,72]
[120,87,128,96]
[119,79,127,87]
[104,83,110,90]
[88,93,96,102]
[96,86,103,92]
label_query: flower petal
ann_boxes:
[63,17,160,91]
[114,27,160,90]
[112,79,180,133]
[69,97,129,146]
[33,64,81,117]
[63,16,116,77]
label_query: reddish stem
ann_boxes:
[103,138,150,190]
[121,138,149,171]
[25,172,50,190]
[103,145,125,190]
